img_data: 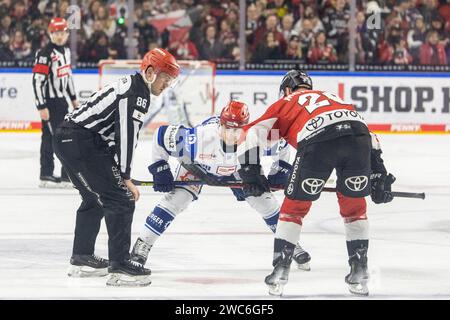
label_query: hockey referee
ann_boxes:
[53,48,180,286]
[32,17,79,188]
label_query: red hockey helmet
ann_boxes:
[48,17,68,33]
[220,101,250,128]
[141,48,180,78]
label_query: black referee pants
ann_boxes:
[40,97,69,179]
[53,122,135,263]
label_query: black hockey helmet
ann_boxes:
[279,69,313,97]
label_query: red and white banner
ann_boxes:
[1,71,449,133]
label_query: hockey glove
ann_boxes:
[267,160,292,188]
[238,164,270,197]
[148,160,174,193]
[370,148,395,203]
[371,173,396,204]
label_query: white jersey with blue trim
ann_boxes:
[151,116,290,178]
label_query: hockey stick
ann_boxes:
[131,179,425,199]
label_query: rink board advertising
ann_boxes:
[0,71,449,133]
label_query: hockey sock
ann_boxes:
[346,239,369,258]
[139,206,175,246]
[263,210,279,233]
[344,219,369,257]
[275,219,302,245]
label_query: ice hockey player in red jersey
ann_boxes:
[237,69,396,296]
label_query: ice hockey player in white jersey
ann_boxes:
[130,101,311,270]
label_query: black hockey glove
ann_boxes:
[267,160,292,188]
[371,172,396,204]
[238,164,270,197]
[148,160,174,193]
[370,149,395,204]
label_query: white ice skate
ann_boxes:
[130,238,152,266]
[293,244,311,271]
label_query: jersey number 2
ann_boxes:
[298,92,345,114]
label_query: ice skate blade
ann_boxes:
[106,274,151,287]
[59,181,74,189]
[348,282,369,296]
[67,265,108,278]
[295,261,311,271]
[39,181,61,189]
[267,284,285,296]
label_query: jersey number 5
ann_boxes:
[298,92,346,114]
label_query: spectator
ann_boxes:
[109,25,127,59]
[246,3,263,46]
[322,0,350,62]
[9,29,31,60]
[0,0,12,18]
[418,0,440,26]
[96,5,116,38]
[356,10,368,63]
[199,24,225,61]
[386,0,412,32]
[0,15,12,49]
[298,18,315,58]
[252,31,283,63]
[407,15,427,62]
[10,0,29,31]
[420,30,447,65]
[253,14,287,52]
[284,34,303,61]
[430,14,449,45]
[168,30,199,60]
[58,0,69,19]
[294,6,324,34]
[26,15,47,52]
[393,39,413,65]
[219,19,238,58]
[137,14,159,56]
[83,31,110,62]
[307,31,338,64]
[266,0,290,19]
[405,0,422,28]
[280,14,297,43]
[225,9,239,33]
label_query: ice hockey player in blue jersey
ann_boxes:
[130,101,311,271]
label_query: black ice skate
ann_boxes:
[39,175,61,188]
[265,241,295,296]
[130,238,152,266]
[106,259,151,287]
[67,254,109,278]
[292,243,311,271]
[345,248,369,296]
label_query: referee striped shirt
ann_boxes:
[32,43,76,109]
[65,73,150,180]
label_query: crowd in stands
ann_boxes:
[0,0,450,66]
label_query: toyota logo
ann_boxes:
[286,183,294,195]
[306,116,324,131]
[345,176,368,192]
[301,178,325,195]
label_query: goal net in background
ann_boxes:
[98,60,216,134]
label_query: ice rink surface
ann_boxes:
[0,133,449,299]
